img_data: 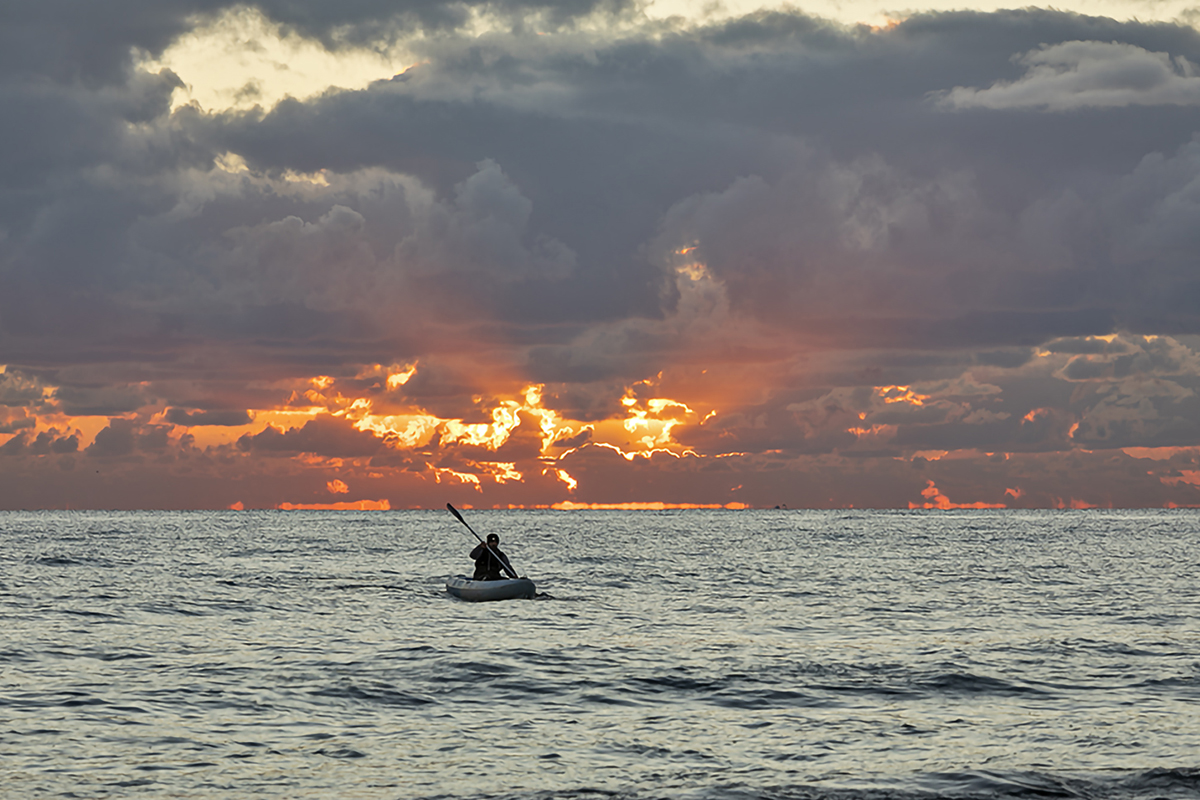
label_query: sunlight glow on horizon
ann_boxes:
[908,479,1006,510]
[10,333,1200,509]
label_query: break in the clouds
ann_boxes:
[4,1,1200,509]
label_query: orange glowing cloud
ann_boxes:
[343,382,575,455]
[583,441,696,463]
[614,380,701,454]
[1160,470,1200,487]
[847,424,896,439]
[168,362,720,502]
[432,466,483,488]
[1123,446,1198,461]
[24,334,1172,511]
[481,462,523,483]
[5,354,739,509]
[878,385,930,406]
[1052,496,1110,509]
[908,480,1006,510]
[384,363,417,390]
[550,468,578,491]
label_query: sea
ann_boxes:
[1,509,1198,800]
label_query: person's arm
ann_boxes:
[470,543,485,560]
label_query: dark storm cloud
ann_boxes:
[180,7,1200,347]
[165,408,254,426]
[890,416,1065,453]
[236,415,384,456]
[0,416,37,436]
[37,430,81,455]
[52,384,153,417]
[9,7,1200,355]
[0,0,633,360]
[0,369,48,407]
[0,428,79,457]
[227,0,641,49]
[84,419,172,457]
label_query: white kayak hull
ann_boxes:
[446,575,536,602]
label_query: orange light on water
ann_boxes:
[277,499,391,510]
[551,501,750,510]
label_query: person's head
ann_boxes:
[487,534,500,545]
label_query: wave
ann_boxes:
[309,682,437,708]
[28,555,111,567]
[916,671,1048,697]
[422,769,1200,800]
[912,768,1200,800]
[384,661,1059,711]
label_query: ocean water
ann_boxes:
[1,509,1198,799]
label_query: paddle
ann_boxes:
[446,503,520,580]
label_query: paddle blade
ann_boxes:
[446,502,465,523]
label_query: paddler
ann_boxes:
[470,533,515,581]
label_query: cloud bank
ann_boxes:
[4,2,1200,509]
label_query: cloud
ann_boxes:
[0,369,47,408]
[84,419,173,458]
[0,413,37,435]
[8,4,1200,507]
[236,414,384,457]
[0,0,637,88]
[165,408,255,426]
[936,41,1200,111]
[0,428,78,456]
[50,380,154,417]
[34,429,81,455]
[394,159,578,282]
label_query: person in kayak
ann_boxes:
[471,533,515,581]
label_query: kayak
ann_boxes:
[446,575,536,602]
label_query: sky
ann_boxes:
[4,1,1200,510]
